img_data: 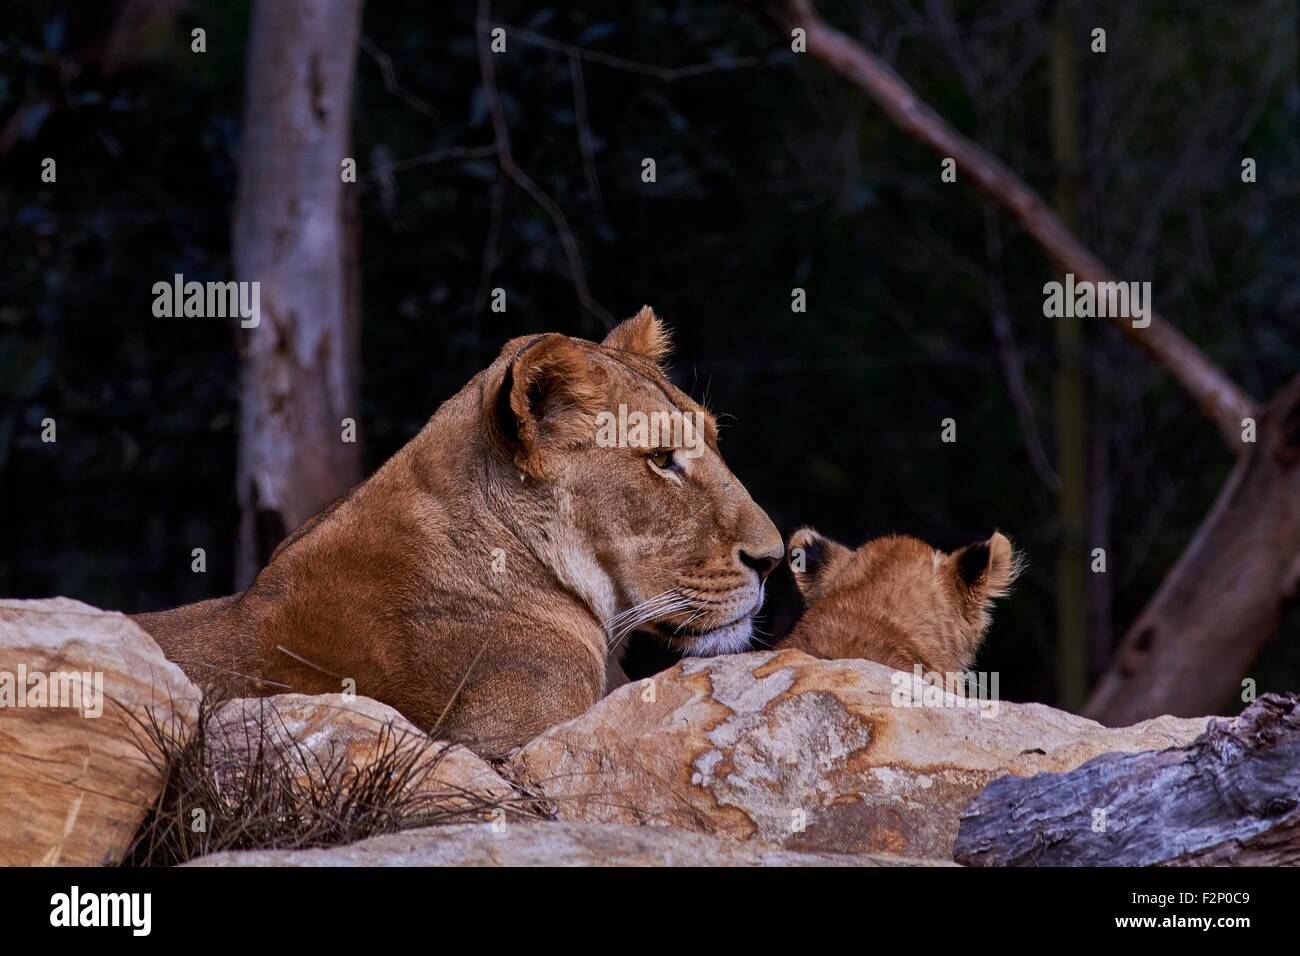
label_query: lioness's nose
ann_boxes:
[732,495,783,581]
[738,545,782,581]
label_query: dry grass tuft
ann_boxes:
[121,696,542,866]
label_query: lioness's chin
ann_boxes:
[680,617,756,657]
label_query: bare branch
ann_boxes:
[476,1,614,327]
[767,0,1256,450]
[985,208,1059,491]
[508,27,761,81]
[365,143,499,181]
[360,35,443,124]
[475,177,507,315]
[568,53,605,224]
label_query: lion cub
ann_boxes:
[779,528,1021,673]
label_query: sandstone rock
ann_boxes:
[185,820,952,866]
[208,694,514,812]
[0,597,201,865]
[510,649,1210,859]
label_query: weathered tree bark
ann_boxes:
[1085,374,1300,723]
[955,694,1300,866]
[232,0,365,587]
[755,0,1300,723]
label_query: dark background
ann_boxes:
[2,0,1297,709]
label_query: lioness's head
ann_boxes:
[785,528,1022,672]
[483,306,783,656]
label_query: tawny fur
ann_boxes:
[134,309,782,757]
[779,528,1021,673]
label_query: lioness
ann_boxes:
[134,308,783,755]
[778,528,1021,673]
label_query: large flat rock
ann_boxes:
[509,649,1209,859]
[185,820,951,866]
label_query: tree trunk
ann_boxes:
[232,0,365,587]
[1085,374,1300,724]
[955,694,1300,866]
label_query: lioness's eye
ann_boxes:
[648,450,677,472]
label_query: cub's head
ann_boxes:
[485,306,783,656]
[785,527,1022,673]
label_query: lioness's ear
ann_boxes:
[787,527,852,603]
[494,334,603,477]
[601,305,672,365]
[953,532,1022,601]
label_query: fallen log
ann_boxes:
[954,694,1300,866]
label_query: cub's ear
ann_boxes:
[601,305,672,365]
[493,334,604,477]
[953,531,1022,601]
[787,527,852,603]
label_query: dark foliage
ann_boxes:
[2,1,1297,708]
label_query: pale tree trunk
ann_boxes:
[232,0,365,587]
[1050,0,1087,709]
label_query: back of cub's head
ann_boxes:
[481,306,784,656]
[785,527,1022,672]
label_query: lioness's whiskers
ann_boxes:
[603,590,675,632]
[673,607,709,634]
[603,590,700,653]
[608,599,691,645]
[602,575,748,654]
